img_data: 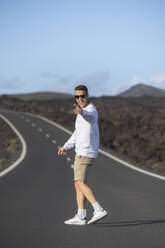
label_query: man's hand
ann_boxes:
[73,104,82,115]
[58,147,66,156]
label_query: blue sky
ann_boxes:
[0,0,165,96]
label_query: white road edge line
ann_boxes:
[0,114,27,178]
[26,112,165,181]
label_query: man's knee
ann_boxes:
[74,180,85,190]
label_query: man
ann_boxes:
[58,85,108,225]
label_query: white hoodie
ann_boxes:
[63,103,99,158]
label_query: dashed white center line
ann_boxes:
[32,123,36,127]
[67,157,71,162]
[70,164,74,169]
[38,128,43,132]
[45,134,50,138]
[52,140,56,144]
[25,119,30,122]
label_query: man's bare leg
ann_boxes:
[74,181,85,209]
[74,180,97,206]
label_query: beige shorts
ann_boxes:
[73,155,95,181]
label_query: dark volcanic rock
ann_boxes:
[0,116,20,170]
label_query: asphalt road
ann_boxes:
[0,110,165,248]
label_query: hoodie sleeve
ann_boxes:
[63,130,76,151]
[81,106,98,123]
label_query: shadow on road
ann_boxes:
[94,219,165,227]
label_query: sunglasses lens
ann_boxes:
[75,95,86,99]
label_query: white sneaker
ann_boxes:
[87,210,108,224]
[64,214,86,225]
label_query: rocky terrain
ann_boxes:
[3,91,72,101]
[0,93,165,176]
[0,116,20,171]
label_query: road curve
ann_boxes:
[0,110,165,248]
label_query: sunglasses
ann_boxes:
[74,94,86,99]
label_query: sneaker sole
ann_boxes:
[64,221,86,225]
[87,211,108,225]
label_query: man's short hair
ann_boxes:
[75,85,88,94]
